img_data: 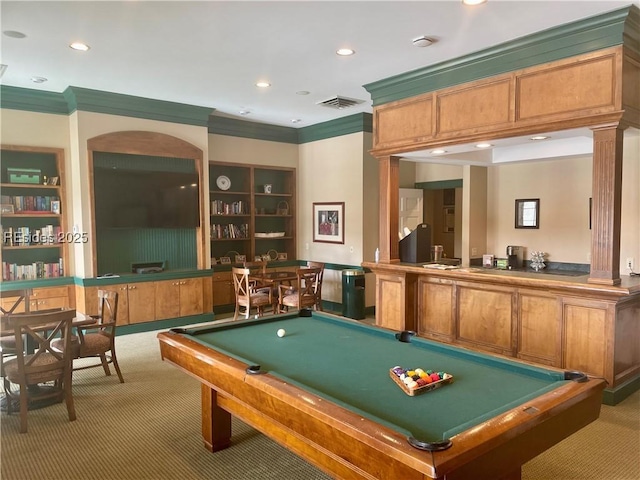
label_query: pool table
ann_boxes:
[157,310,606,480]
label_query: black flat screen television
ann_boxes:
[94,167,200,228]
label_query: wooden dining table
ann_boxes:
[249,270,298,311]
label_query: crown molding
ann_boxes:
[208,116,298,143]
[297,113,373,144]
[64,87,214,126]
[0,85,69,114]
[364,5,637,106]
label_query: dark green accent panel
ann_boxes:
[415,179,463,190]
[297,113,373,143]
[364,6,635,106]
[63,86,214,126]
[208,116,298,143]
[0,276,74,291]
[96,228,197,276]
[116,313,214,336]
[93,152,196,173]
[0,85,69,115]
[602,376,640,406]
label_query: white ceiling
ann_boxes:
[1,0,630,131]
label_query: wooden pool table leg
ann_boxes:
[201,384,231,452]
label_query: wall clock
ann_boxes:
[216,175,231,191]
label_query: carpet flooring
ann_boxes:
[1,326,638,480]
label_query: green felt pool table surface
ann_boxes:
[159,309,606,480]
[181,311,575,443]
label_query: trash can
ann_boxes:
[342,269,365,320]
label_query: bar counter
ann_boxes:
[363,261,640,404]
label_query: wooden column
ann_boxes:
[378,156,400,262]
[588,125,624,285]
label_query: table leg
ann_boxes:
[201,383,231,452]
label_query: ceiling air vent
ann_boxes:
[317,95,365,110]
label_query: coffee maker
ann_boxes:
[506,246,523,270]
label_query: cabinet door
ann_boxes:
[31,286,70,311]
[155,280,181,320]
[417,277,454,342]
[179,278,204,317]
[213,272,234,307]
[82,285,129,325]
[127,283,156,324]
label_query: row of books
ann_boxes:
[1,195,60,213]
[211,200,248,215]
[2,258,64,281]
[211,223,249,239]
[2,225,63,246]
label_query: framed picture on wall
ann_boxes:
[313,202,344,244]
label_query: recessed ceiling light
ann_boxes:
[462,0,487,5]
[296,91,310,96]
[256,81,271,88]
[291,119,301,124]
[239,110,251,116]
[530,135,549,141]
[336,48,355,56]
[475,143,493,149]
[3,30,27,39]
[69,42,90,51]
[412,36,434,48]
[31,76,48,83]
[431,149,447,154]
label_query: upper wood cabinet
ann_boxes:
[1,145,69,282]
[209,162,296,264]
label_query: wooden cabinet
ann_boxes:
[209,162,296,263]
[155,278,204,320]
[457,282,515,356]
[417,276,455,342]
[1,285,73,313]
[517,290,561,366]
[82,282,155,325]
[1,145,68,282]
[212,271,234,307]
[30,286,71,311]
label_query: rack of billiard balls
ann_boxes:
[389,366,453,396]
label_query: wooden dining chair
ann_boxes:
[306,261,325,311]
[278,267,321,313]
[52,290,124,383]
[1,289,32,377]
[2,308,77,433]
[232,267,272,320]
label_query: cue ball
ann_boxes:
[277,328,286,338]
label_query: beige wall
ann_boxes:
[298,132,373,306]
[413,132,640,274]
[208,134,298,168]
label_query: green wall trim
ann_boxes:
[297,113,373,144]
[75,269,213,287]
[116,313,215,336]
[208,113,373,144]
[208,116,298,143]
[602,376,640,406]
[364,6,635,106]
[0,85,70,115]
[64,87,214,126]
[415,179,463,190]
[0,276,75,291]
